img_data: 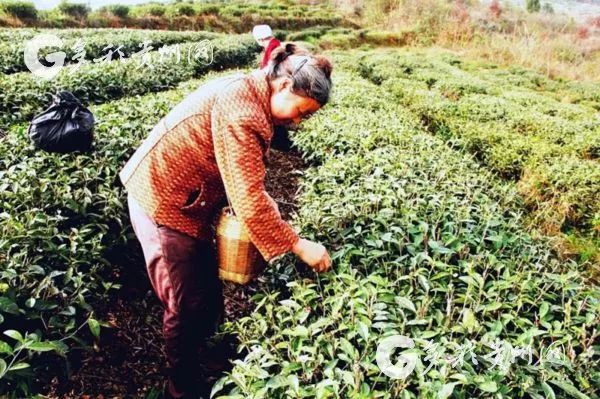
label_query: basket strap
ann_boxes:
[221,125,235,215]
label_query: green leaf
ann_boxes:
[25,298,36,308]
[549,380,590,399]
[541,382,556,399]
[88,318,101,338]
[461,309,480,333]
[0,358,6,376]
[0,297,20,315]
[266,375,289,389]
[479,381,498,393]
[3,330,23,342]
[395,296,416,313]
[438,382,458,399]
[449,373,468,384]
[28,341,59,352]
[357,321,370,342]
[339,338,356,358]
[517,328,546,344]
[8,362,30,371]
[0,340,13,355]
[210,376,227,398]
[284,326,309,337]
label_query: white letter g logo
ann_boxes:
[24,34,66,80]
[376,335,418,379]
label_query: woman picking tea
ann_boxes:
[119,43,333,398]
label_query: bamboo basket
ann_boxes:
[216,207,266,285]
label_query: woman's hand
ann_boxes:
[292,238,331,273]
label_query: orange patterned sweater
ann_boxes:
[119,69,300,261]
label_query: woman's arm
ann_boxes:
[212,111,300,261]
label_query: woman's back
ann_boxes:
[119,69,273,240]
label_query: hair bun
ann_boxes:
[270,42,311,66]
[271,43,295,65]
[284,42,296,55]
[313,55,333,80]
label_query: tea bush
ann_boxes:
[101,4,130,19]
[355,49,600,243]
[0,34,259,129]
[422,55,600,114]
[0,1,353,32]
[214,68,599,399]
[0,27,124,41]
[0,1,37,21]
[0,68,249,395]
[0,28,220,74]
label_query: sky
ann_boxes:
[32,0,170,10]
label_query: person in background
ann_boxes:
[253,24,281,69]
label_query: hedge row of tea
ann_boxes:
[455,60,600,112]
[0,34,260,129]
[0,28,220,74]
[0,68,250,394]
[213,66,599,397]
[355,50,600,254]
[285,27,420,50]
[0,1,350,32]
[0,27,135,41]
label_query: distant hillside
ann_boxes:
[482,0,600,21]
[0,0,357,31]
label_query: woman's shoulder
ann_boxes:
[195,71,247,96]
[213,70,271,118]
[214,70,265,95]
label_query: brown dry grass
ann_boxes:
[334,0,600,82]
[457,29,600,82]
[0,14,24,27]
[518,168,570,236]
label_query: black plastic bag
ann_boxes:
[28,91,95,153]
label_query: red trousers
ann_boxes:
[127,195,223,398]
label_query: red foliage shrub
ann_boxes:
[451,0,470,24]
[576,26,590,40]
[489,0,502,19]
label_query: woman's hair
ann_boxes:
[266,43,333,106]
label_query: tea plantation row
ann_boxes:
[0,34,260,129]
[0,69,248,394]
[0,27,144,41]
[454,59,600,111]
[354,49,599,258]
[213,61,599,398]
[0,28,221,74]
